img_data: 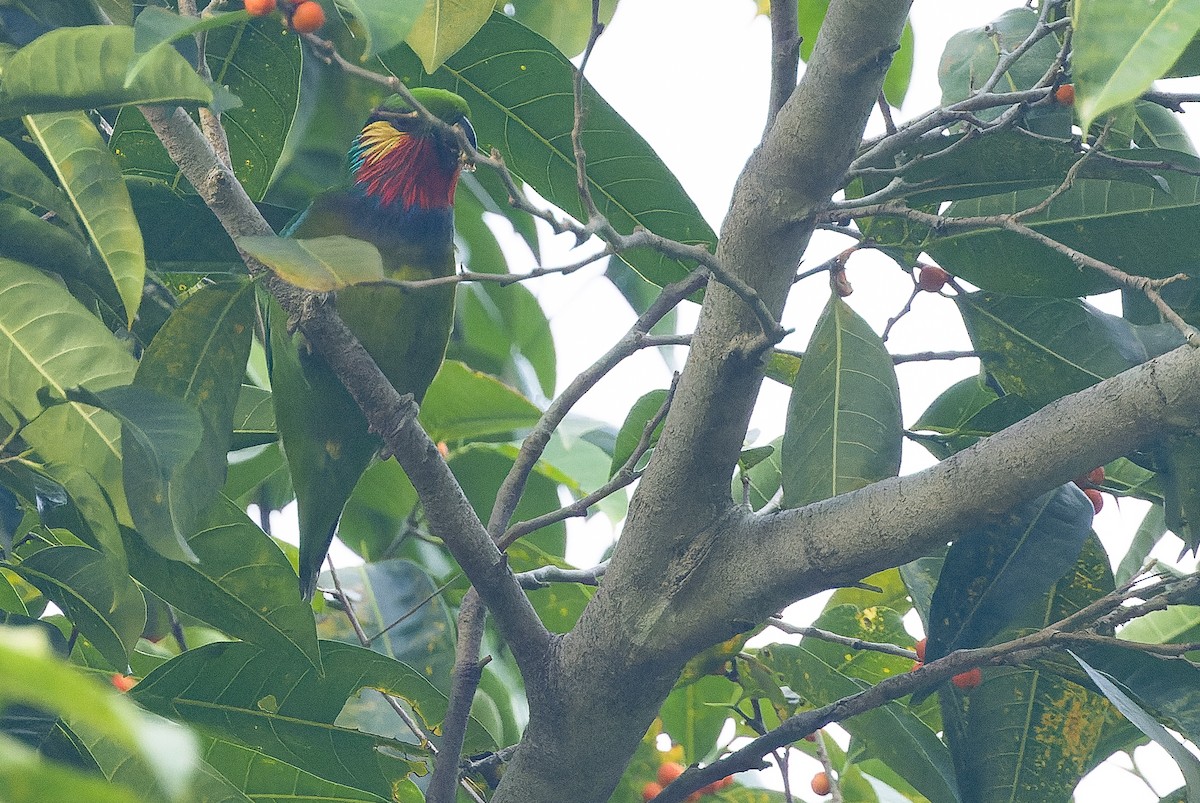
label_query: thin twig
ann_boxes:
[428,590,490,803]
[768,617,919,660]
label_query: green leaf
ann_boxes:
[128,281,255,562]
[0,258,137,522]
[1078,644,1200,748]
[764,349,801,387]
[939,9,1067,128]
[929,150,1200,296]
[798,2,914,108]
[506,539,594,633]
[405,0,493,73]
[0,26,214,117]
[941,536,1116,803]
[1072,0,1200,131]
[112,16,301,202]
[449,443,565,557]
[231,384,276,450]
[0,626,199,798]
[1120,601,1200,646]
[126,8,256,88]
[0,736,141,803]
[0,134,74,220]
[781,296,901,508]
[25,111,146,326]
[1115,504,1168,586]
[336,460,418,562]
[130,640,465,797]
[925,485,1094,662]
[382,12,715,292]
[452,280,557,399]
[419,360,541,443]
[124,495,322,674]
[956,293,1133,409]
[610,389,669,477]
[237,234,385,291]
[660,675,739,764]
[12,545,145,670]
[759,643,959,803]
[335,0,426,60]
[201,738,385,803]
[1071,651,1200,799]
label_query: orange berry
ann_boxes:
[1087,466,1105,485]
[1084,488,1104,514]
[244,0,276,15]
[657,762,685,786]
[914,637,927,662]
[436,441,450,458]
[1055,84,1075,105]
[917,265,950,292]
[641,781,663,801]
[952,667,982,689]
[811,771,832,796]
[110,674,137,692]
[289,0,325,33]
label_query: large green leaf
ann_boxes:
[502,0,619,58]
[924,485,1094,662]
[1071,651,1200,800]
[12,545,145,670]
[381,12,714,291]
[201,739,384,803]
[781,296,901,508]
[128,281,255,562]
[451,279,557,399]
[0,134,74,220]
[418,360,541,443]
[928,150,1200,296]
[0,26,213,117]
[236,234,384,291]
[941,536,1116,803]
[405,0,492,73]
[130,640,472,798]
[111,15,301,202]
[334,0,426,60]
[1072,0,1200,130]
[25,111,146,326]
[956,293,1134,409]
[0,258,136,522]
[759,642,960,803]
[124,495,321,674]
[0,627,199,798]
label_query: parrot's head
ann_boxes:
[348,87,476,211]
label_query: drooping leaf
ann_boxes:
[334,0,426,60]
[12,545,145,670]
[782,296,901,508]
[0,258,136,522]
[405,0,493,73]
[25,111,146,326]
[0,26,213,117]
[201,738,384,803]
[0,134,74,220]
[237,234,384,291]
[925,485,1094,662]
[124,494,321,674]
[1071,0,1200,130]
[127,281,255,562]
[418,360,542,443]
[1071,651,1200,798]
[381,12,715,292]
[130,640,484,797]
[610,389,669,477]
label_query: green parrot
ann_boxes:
[269,88,476,599]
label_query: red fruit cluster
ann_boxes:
[1055,84,1075,105]
[1072,466,1106,514]
[643,762,734,801]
